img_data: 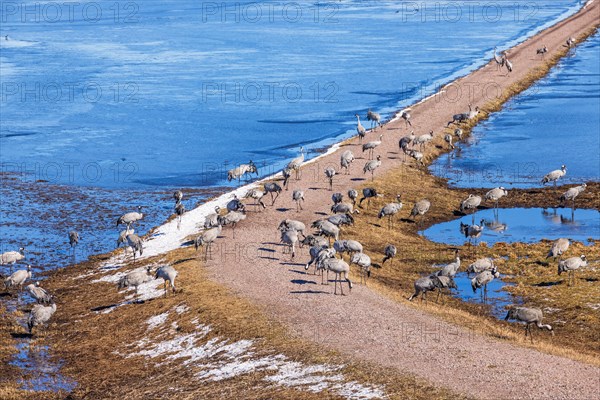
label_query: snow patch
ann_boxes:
[175,304,189,314]
[126,321,386,399]
[146,313,169,330]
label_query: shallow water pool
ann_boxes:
[423,207,600,246]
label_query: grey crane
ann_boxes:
[359,187,382,209]
[378,194,403,229]
[432,275,457,303]
[410,199,431,227]
[278,219,306,238]
[382,244,397,267]
[399,131,416,161]
[460,219,486,245]
[203,206,221,229]
[313,220,340,244]
[331,202,359,215]
[362,135,383,160]
[414,131,434,151]
[541,165,567,186]
[558,254,587,286]
[292,189,305,212]
[117,228,134,248]
[173,190,183,204]
[355,114,367,142]
[466,258,495,275]
[287,147,305,180]
[226,194,245,212]
[327,213,354,227]
[116,206,144,229]
[174,201,185,230]
[547,238,570,260]
[485,187,508,210]
[505,306,553,343]
[333,239,363,260]
[117,266,152,302]
[28,303,57,334]
[304,244,330,274]
[350,252,381,285]
[503,54,513,75]
[363,155,382,181]
[536,44,548,59]
[280,229,299,259]
[264,182,283,205]
[332,192,343,205]
[454,128,463,140]
[220,210,247,238]
[195,224,222,261]
[400,109,412,127]
[566,37,575,48]
[447,104,479,126]
[409,274,454,303]
[300,234,329,248]
[126,233,144,262]
[492,46,504,71]
[324,166,337,191]
[404,148,424,166]
[348,189,359,207]
[25,282,53,304]
[340,150,355,175]
[444,134,454,149]
[560,183,586,209]
[155,265,178,296]
[366,109,381,130]
[4,265,32,292]
[323,257,352,295]
[0,247,26,272]
[434,250,461,278]
[227,161,258,183]
[459,194,482,214]
[471,267,500,301]
[69,231,80,252]
[313,247,338,284]
[244,188,267,211]
[282,168,292,190]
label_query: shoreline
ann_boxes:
[2,1,600,399]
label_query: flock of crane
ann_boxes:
[0,38,590,343]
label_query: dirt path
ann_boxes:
[198,3,600,399]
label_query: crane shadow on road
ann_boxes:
[281,262,305,267]
[10,332,33,339]
[291,279,317,285]
[532,280,562,287]
[288,270,311,276]
[172,258,195,266]
[290,290,329,295]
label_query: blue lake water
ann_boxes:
[431,30,600,188]
[423,207,600,246]
[0,0,585,189]
[452,272,515,318]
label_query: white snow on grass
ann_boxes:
[146,312,169,330]
[175,304,189,314]
[127,320,386,399]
